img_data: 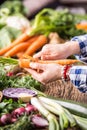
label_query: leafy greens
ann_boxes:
[30,8,87,39]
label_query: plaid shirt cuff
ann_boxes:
[69,66,87,93]
[71,34,87,58]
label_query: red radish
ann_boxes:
[31,115,48,128]
[25,104,37,114]
[0,118,2,126]
[11,118,18,123]
[11,107,25,118]
[6,72,13,77]
[0,114,12,125]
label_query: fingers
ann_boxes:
[42,54,58,60]
[33,44,50,59]
[25,68,45,85]
[33,51,42,59]
[30,62,46,70]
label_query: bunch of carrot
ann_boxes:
[0,31,48,58]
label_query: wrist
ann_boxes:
[64,41,80,56]
[61,65,72,81]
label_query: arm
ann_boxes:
[69,66,87,93]
[33,34,87,60]
[71,34,87,59]
[25,62,87,93]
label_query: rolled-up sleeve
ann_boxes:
[71,34,87,58]
[69,66,87,93]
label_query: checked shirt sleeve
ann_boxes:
[69,34,87,93]
[69,66,87,93]
[71,34,87,59]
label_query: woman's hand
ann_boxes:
[25,62,63,84]
[33,41,80,60]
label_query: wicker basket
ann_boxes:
[44,79,87,104]
[41,79,87,130]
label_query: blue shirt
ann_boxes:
[69,34,87,93]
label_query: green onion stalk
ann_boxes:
[73,115,87,130]
[39,97,76,129]
[31,97,60,130]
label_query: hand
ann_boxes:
[33,41,80,60]
[33,43,68,60]
[25,62,63,84]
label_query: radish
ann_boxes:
[11,107,25,118]
[0,114,12,125]
[11,118,18,123]
[25,104,37,115]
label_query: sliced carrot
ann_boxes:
[0,31,31,56]
[4,36,39,57]
[19,58,79,68]
[24,35,47,56]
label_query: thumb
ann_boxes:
[33,51,42,59]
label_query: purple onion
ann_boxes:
[31,115,48,128]
[3,88,37,99]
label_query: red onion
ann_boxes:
[31,114,48,128]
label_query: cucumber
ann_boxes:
[48,97,87,118]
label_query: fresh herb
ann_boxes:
[30,8,87,39]
[0,61,42,91]
[0,115,32,130]
[0,99,25,117]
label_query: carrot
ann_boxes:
[0,31,31,56]
[38,59,79,65]
[16,52,24,59]
[19,58,79,68]
[4,36,39,57]
[19,59,31,68]
[76,23,87,31]
[24,35,47,56]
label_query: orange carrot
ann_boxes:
[19,58,79,68]
[76,23,87,31]
[38,59,79,65]
[0,31,31,56]
[4,36,39,57]
[24,35,47,56]
[16,52,24,59]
